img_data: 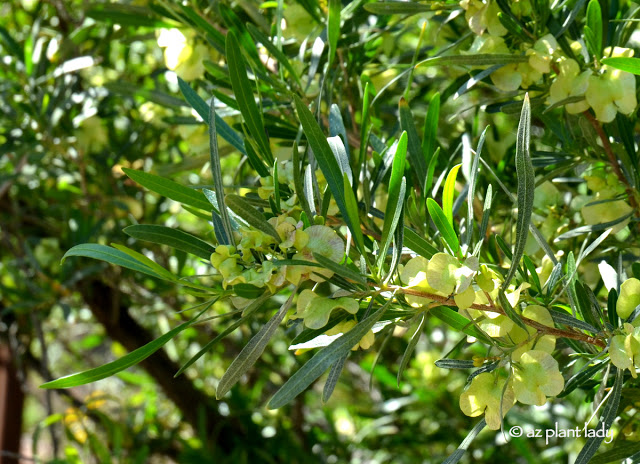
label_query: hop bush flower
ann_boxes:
[512,350,565,406]
[459,372,515,430]
[617,278,640,320]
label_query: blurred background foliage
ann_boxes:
[1,0,639,462]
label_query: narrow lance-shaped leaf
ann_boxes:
[177,77,246,155]
[124,225,214,260]
[399,98,427,185]
[574,368,623,464]
[397,313,425,386]
[466,127,488,250]
[208,99,236,246]
[377,132,408,272]
[322,353,347,403]
[175,293,271,377]
[404,227,438,259]
[216,292,295,399]
[585,0,603,57]
[601,57,640,75]
[327,0,340,66]
[442,419,487,464]
[356,83,373,188]
[422,92,440,168]
[498,288,527,331]
[443,163,462,228]
[268,296,396,409]
[342,174,369,264]
[110,244,177,282]
[225,194,281,243]
[41,306,211,388]
[427,198,460,257]
[61,244,172,281]
[293,95,359,242]
[226,31,273,164]
[123,168,212,211]
[364,2,431,14]
[246,24,303,90]
[503,94,534,290]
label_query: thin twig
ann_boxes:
[382,284,607,348]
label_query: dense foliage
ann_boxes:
[2,0,640,462]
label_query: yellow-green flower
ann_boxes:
[512,350,564,406]
[295,290,360,330]
[210,245,244,288]
[548,58,591,114]
[459,372,515,430]
[617,278,640,320]
[399,256,440,308]
[509,305,556,361]
[609,323,640,377]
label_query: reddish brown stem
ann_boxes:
[583,111,640,218]
[384,285,607,348]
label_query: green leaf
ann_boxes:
[110,244,176,282]
[207,98,236,246]
[574,368,623,464]
[268,296,395,408]
[219,4,261,65]
[85,3,176,28]
[554,212,633,241]
[443,163,462,228]
[293,95,359,241]
[425,147,441,196]
[177,77,246,155]
[397,313,425,386]
[176,294,270,377]
[313,253,367,284]
[465,127,488,249]
[246,24,302,90]
[601,57,640,75]
[503,94,534,289]
[590,441,640,464]
[363,2,431,14]
[226,32,273,164]
[322,353,347,403]
[442,418,487,464]
[435,359,477,369]
[41,306,210,389]
[498,288,527,331]
[124,225,214,260]
[328,0,340,66]
[403,228,438,259]
[61,244,172,281]
[586,0,603,57]
[122,168,211,211]
[377,132,408,271]
[399,99,427,185]
[216,293,294,399]
[177,4,225,52]
[523,255,540,292]
[475,184,493,255]
[430,306,490,344]
[342,174,369,263]
[416,54,528,69]
[356,83,373,188]
[558,360,607,398]
[422,92,440,167]
[224,194,281,242]
[427,198,460,256]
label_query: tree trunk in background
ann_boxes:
[77,279,261,455]
[0,343,24,464]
